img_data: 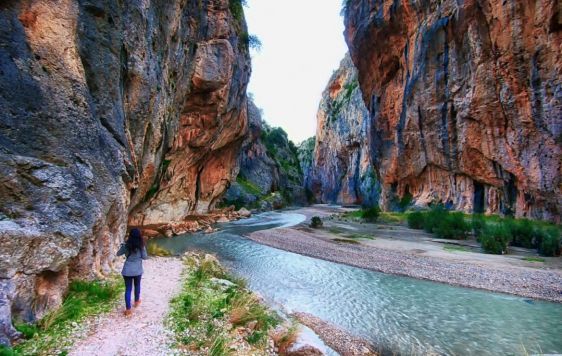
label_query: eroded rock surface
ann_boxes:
[0,0,250,342]
[344,0,561,219]
[223,99,306,210]
[307,54,380,206]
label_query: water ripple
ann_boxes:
[155,212,562,355]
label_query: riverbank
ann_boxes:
[248,207,562,303]
[293,312,377,356]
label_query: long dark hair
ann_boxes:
[126,228,144,253]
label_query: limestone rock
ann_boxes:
[344,0,561,220]
[307,54,380,206]
[223,99,306,210]
[0,0,250,343]
[237,208,252,218]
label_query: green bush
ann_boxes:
[537,227,561,257]
[505,219,536,248]
[480,224,510,254]
[229,0,247,22]
[0,345,16,356]
[407,211,425,230]
[434,212,470,239]
[423,204,448,233]
[471,214,486,239]
[14,322,40,339]
[361,206,381,222]
[310,216,323,228]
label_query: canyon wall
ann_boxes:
[0,0,250,343]
[307,54,380,206]
[344,0,561,220]
[223,99,306,210]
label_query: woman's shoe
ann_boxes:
[123,309,133,317]
[134,300,141,308]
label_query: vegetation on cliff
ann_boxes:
[223,100,306,211]
[306,54,380,206]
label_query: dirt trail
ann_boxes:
[70,257,183,356]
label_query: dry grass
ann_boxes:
[333,238,360,244]
[271,325,299,355]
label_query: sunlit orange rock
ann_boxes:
[344,0,561,220]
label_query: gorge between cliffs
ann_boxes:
[0,0,561,354]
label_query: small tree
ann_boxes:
[310,216,323,228]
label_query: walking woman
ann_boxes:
[117,228,148,316]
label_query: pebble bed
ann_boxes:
[249,228,562,303]
[293,312,377,356]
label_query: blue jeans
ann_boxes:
[123,275,141,310]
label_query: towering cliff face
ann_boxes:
[0,0,250,343]
[223,100,306,210]
[344,0,561,220]
[307,54,380,206]
[297,136,315,195]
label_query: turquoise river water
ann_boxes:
[154,212,562,355]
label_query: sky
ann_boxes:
[244,0,348,144]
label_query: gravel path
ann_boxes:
[249,228,562,302]
[70,257,183,356]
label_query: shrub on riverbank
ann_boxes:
[405,206,560,255]
[505,218,536,248]
[361,206,381,222]
[168,253,293,354]
[407,211,424,229]
[471,214,486,239]
[434,212,470,240]
[310,216,323,228]
[480,224,511,254]
[423,204,448,233]
[537,226,561,257]
[6,278,122,355]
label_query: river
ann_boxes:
[154,211,562,355]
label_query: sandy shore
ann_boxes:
[248,226,562,303]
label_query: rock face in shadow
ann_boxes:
[307,54,380,206]
[223,100,306,210]
[344,0,561,220]
[0,0,250,343]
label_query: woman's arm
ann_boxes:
[141,246,149,260]
[116,243,127,256]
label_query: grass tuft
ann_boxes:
[11,278,122,355]
[168,254,283,353]
[443,244,471,252]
